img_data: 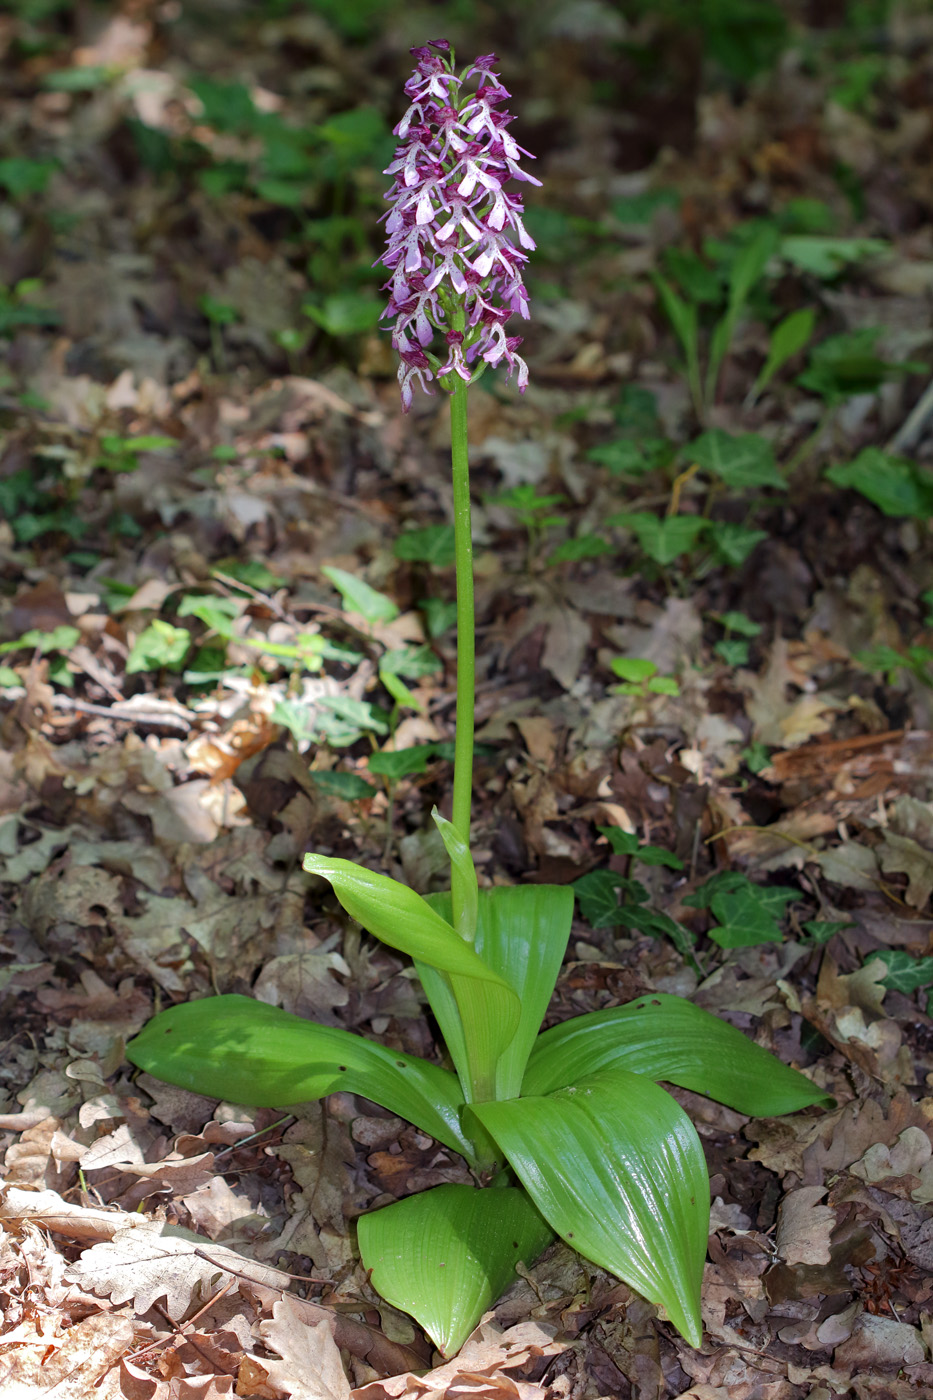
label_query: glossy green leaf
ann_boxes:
[420,886,573,1100]
[472,1071,709,1347]
[303,858,520,1100]
[524,992,832,1115]
[303,857,497,987]
[357,1184,553,1357]
[126,994,477,1163]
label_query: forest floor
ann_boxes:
[2,3,933,1398]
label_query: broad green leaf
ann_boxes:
[689,431,785,490]
[126,620,191,674]
[379,665,422,712]
[420,886,573,1101]
[303,857,505,988]
[780,235,888,279]
[357,1184,553,1357]
[126,994,477,1161]
[472,1071,709,1347]
[751,307,815,400]
[321,565,399,624]
[610,512,708,566]
[303,858,520,1100]
[524,992,832,1115]
[827,449,933,520]
[611,657,656,684]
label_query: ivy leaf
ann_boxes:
[393,524,456,567]
[866,950,933,996]
[689,430,785,490]
[573,870,627,927]
[610,513,708,567]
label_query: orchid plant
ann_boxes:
[127,43,830,1359]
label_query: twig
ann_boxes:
[887,377,933,454]
[48,694,193,733]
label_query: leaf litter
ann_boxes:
[2,3,933,1398]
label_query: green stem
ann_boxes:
[449,377,477,939]
[783,401,837,480]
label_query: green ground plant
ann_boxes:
[127,43,832,1360]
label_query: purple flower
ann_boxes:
[382,43,539,411]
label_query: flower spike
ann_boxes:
[382,43,539,410]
